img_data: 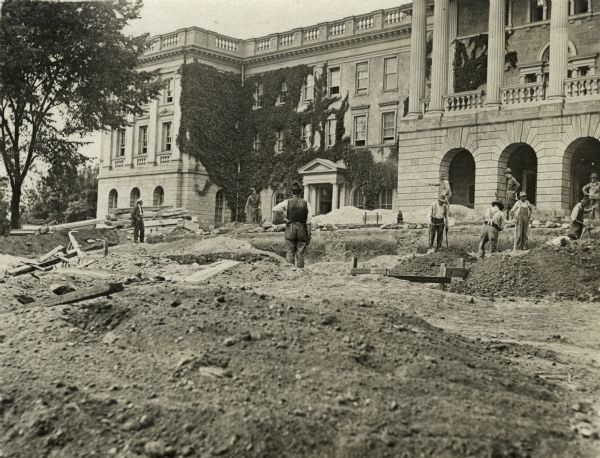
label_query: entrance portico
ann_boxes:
[298,158,347,215]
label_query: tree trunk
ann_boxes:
[10,183,22,229]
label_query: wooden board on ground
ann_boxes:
[68,231,86,261]
[34,245,65,264]
[181,260,241,283]
[8,250,79,276]
[34,283,124,307]
[48,219,103,232]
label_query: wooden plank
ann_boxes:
[7,250,78,276]
[35,245,65,264]
[48,219,103,231]
[34,283,124,307]
[386,274,452,284]
[68,231,86,260]
[350,268,387,275]
[443,267,468,278]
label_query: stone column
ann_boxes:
[303,183,309,201]
[407,0,428,117]
[309,186,317,215]
[429,0,450,114]
[548,0,569,99]
[486,0,506,107]
[447,0,458,94]
[148,100,159,165]
[339,183,346,207]
[332,183,339,211]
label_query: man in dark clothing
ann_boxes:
[505,168,520,218]
[132,198,145,243]
[569,196,590,240]
[272,182,313,268]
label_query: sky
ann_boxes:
[79,0,409,160]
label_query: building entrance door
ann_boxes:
[317,185,333,214]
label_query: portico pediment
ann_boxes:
[298,158,346,175]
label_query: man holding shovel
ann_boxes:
[427,194,449,253]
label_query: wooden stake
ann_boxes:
[34,283,124,307]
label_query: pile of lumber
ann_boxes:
[103,207,195,230]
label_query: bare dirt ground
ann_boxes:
[0,226,599,457]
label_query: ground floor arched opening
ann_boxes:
[566,137,600,207]
[499,143,538,205]
[440,148,475,208]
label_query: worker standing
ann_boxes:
[272,182,312,269]
[582,172,600,219]
[245,188,261,224]
[428,173,452,203]
[569,196,590,240]
[510,192,534,250]
[478,201,505,258]
[132,198,145,244]
[505,168,520,219]
[427,194,449,253]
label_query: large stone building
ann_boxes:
[97,0,600,223]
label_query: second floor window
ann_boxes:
[570,0,589,14]
[354,115,367,147]
[162,122,172,151]
[301,123,312,150]
[253,132,261,152]
[138,126,148,155]
[164,79,174,103]
[254,83,263,109]
[275,129,284,153]
[325,119,337,149]
[303,73,314,101]
[277,81,288,105]
[530,0,550,22]
[384,57,398,91]
[117,128,126,157]
[382,112,396,144]
[329,67,340,95]
[356,62,369,93]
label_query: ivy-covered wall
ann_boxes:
[178,62,398,218]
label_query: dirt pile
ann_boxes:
[451,240,600,300]
[391,248,476,276]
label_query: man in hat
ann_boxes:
[569,195,591,239]
[132,198,145,243]
[428,173,452,203]
[427,194,449,253]
[272,182,312,268]
[245,188,261,224]
[510,192,534,250]
[582,172,600,219]
[478,200,505,258]
[505,168,520,219]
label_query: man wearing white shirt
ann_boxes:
[478,201,505,258]
[427,194,449,253]
[510,192,534,250]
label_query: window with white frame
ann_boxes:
[277,81,288,105]
[570,0,589,14]
[328,67,340,95]
[381,111,396,144]
[108,189,118,209]
[325,119,337,149]
[383,57,398,91]
[153,186,164,206]
[253,83,263,109]
[162,122,172,151]
[253,132,261,152]
[303,72,315,101]
[301,123,312,150]
[164,78,174,103]
[117,128,126,157]
[138,126,148,155]
[352,188,365,209]
[275,129,284,153]
[215,189,226,224]
[529,0,549,22]
[356,62,369,93]
[379,188,394,210]
[353,115,367,147]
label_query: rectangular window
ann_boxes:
[329,67,340,95]
[164,79,174,103]
[353,115,367,147]
[275,129,284,153]
[356,62,369,93]
[571,0,589,14]
[253,132,261,152]
[138,126,148,155]
[379,188,393,210]
[277,81,288,105]
[304,73,314,101]
[530,0,547,22]
[381,112,396,144]
[117,128,126,157]
[301,123,312,150]
[325,119,337,149]
[162,122,172,151]
[383,57,398,91]
[254,83,263,109]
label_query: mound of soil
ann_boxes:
[451,241,600,300]
[391,248,476,276]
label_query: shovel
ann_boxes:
[445,224,449,249]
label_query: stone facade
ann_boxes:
[97,0,600,223]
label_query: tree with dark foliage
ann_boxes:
[0,0,162,228]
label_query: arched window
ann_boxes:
[352,188,365,209]
[273,190,285,207]
[108,189,118,210]
[215,189,226,224]
[153,186,164,206]
[130,187,141,207]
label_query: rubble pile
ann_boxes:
[451,240,600,300]
[391,249,477,276]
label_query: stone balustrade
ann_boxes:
[565,76,600,97]
[501,82,545,105]
[329,22,346,36]
[355,16,374,31]
[304,28,320,41]
[161,34,179,48]
[113,158,125,168]
[279,33,295,47]
[444,90,486,112]
[256,38,271,52]
[135,156,147,167]
[386,8,412,24]
[215,36,238,52]
[157,153,172,164]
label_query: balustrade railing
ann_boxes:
[444,90,486,112]
[385,9,411,24]
[215,36,238,52]
[256,38,271,51]
[329,22,346,36]
[161,34,179,48]
[279,33,295,47]
[113,158,125,168]
[501,82,545,105]
[355,16,374,30]
[304,28,320,41]
[157,153,172,164]
[565,76,600,97]
[135,156,146,167]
